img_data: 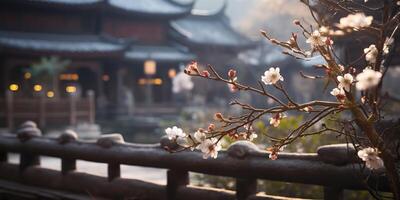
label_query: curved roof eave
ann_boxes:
[105,0,195,19]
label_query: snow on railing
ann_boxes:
[0,121,390,200]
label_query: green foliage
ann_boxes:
[27,56,70,84]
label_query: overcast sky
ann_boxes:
[193,0,315,40]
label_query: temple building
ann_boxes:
[0,0,254,121]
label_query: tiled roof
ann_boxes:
[125,44,195,62]
[0,31,125,54]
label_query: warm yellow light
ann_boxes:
[138,78,146,85]
[47,91,54,98]
[71,74,79,81]
[33,84,42,92]
[60,73,79,81]
[168,69,176,78]
[138,78,163,85]
[154,78,162,85]
[66,86,77,93]
[102,74,110,81]
[144,60,156,75]
[9,84,19,92]
[24,72,32,79]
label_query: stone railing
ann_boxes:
[0,121,390,200]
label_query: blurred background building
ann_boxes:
[0,0,255,128]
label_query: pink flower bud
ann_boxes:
[202,70,210,77]
[214,113,223,121]
[228,69,237,79]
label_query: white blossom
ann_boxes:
[383,37,394,55]
[337,73,354,91]
[261,67,284,85]
[196,138,221,159]
[193,130,207,143]
[165,126,186,140]
[330,87,345,96]
[172,71,194,93]
[355,68,382,90]
[269,113,285,127]
[364,44,378,64]
[306,30,326,48]
[249,133,258,141]
[244,124,258,141]
[338,13,373,29]
[357,147,384,170]
[330,87,346,102]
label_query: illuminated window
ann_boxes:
[144,60,156,75]
[138,78,163,85]
[60,73,79,81]
[168,69,176,78]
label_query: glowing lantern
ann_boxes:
[33,84,42,92]
[9,84,19,92]
[144,60,156,75]
[66,86,77,93]
[24,72,32,79]
[47,91,54,98]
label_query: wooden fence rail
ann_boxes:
[0,121,391,200]
[0,91,95,129]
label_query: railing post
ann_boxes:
[17,121,42,171]
[61,158,76,175]
[6,90,14,130]
[58,130,78,175]
[87,90,95,124]
[236,178,257,200]
[324,187,344,200]
[0,151,7,162]
[108,163,120,181]
[167,170,188,200]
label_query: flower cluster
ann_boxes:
[165,126,222,159]
[306,30,327,48]
[364,44,378,64]
[357,147,384,170]
[355,68,382,91]
[337,13,373,29]
[172,71,194,93]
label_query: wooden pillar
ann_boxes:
[69,95,76,126]
[108,163,120,181]
[167,170,188,200]
[61,158,76,175]
[38,94,46,128]
[236,178,257,200]
[6,91,14,130]
[87,90,95,124]
[324,187,344,200]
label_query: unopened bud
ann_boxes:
[208,124,215,131]
[214,113,223,121]
[202,70,210,77]
[293,19,300,25]
[228,69,237,79]
[325,37,333,46]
